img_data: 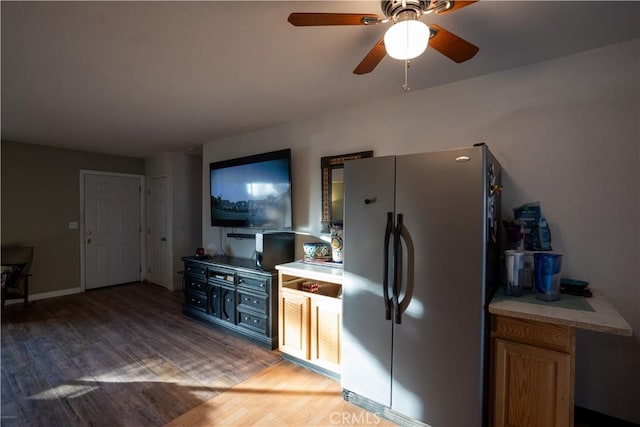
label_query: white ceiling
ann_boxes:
[2,1,639,159]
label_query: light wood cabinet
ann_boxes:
[280,288,310,359]
[276,262,343,376]
[489,289,633,427]
[491,315,575,427]
[310,295,342,372]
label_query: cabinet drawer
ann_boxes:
[185,292,207,312]
[238,290,268,314]
[237,274,270,293]
[184,277,208,294]
[492,315,573,353]
[184,262,207,279]
[237,310,268,335]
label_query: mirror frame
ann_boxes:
[321,150,374,233]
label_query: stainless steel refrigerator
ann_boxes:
[341,145,501,427]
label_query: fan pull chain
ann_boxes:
[402,59,411,92]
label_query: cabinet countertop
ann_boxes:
[276,261,343,284]
[182,255,271,275]
[489,289,632,337]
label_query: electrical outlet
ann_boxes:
[69,221,79,230]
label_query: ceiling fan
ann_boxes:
[288,0,479,75]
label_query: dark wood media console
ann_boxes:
[181,255,278,349]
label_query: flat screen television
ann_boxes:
[210,149,293,229]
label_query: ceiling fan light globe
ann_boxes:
[384,20,430,60]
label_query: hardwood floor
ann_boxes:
[166,360,396,427]
[4,283,612,427]
[1,282,393,427]
[1,282,282,426]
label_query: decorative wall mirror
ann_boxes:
[321,150,374,233]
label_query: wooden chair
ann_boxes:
[1,246,34,309]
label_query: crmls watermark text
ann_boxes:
[329,411,382,425]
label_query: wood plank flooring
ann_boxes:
[1,282,282,426]
[166,360,396,427]
[2,282,400,427]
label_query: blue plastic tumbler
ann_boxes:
[534,253,563,301]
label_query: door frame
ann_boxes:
[146,174,172,289]
[79,170,146,292]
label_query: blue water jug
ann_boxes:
[534,253,563,301]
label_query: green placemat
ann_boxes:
[493,288,595,312]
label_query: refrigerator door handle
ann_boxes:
[383,212,393,321]
[393,213,403,324]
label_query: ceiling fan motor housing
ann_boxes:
[381,0,430,19]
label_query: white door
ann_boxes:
[84,174,141,289]
[147,176,169,288]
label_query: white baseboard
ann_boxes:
[4,286,82,305]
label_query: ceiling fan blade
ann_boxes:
[288,13,380,26]
[435,1,477,15]
[428,24,479,63]
[353,37,386,75]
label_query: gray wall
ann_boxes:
[171,152,202,288]
[202,40,640,422]
[1,141,145,295]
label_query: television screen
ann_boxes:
[210,149,293,229]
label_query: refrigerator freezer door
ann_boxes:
[391,147,487,426]
[342,156,396,407]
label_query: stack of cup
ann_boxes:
[504,250,525,296]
